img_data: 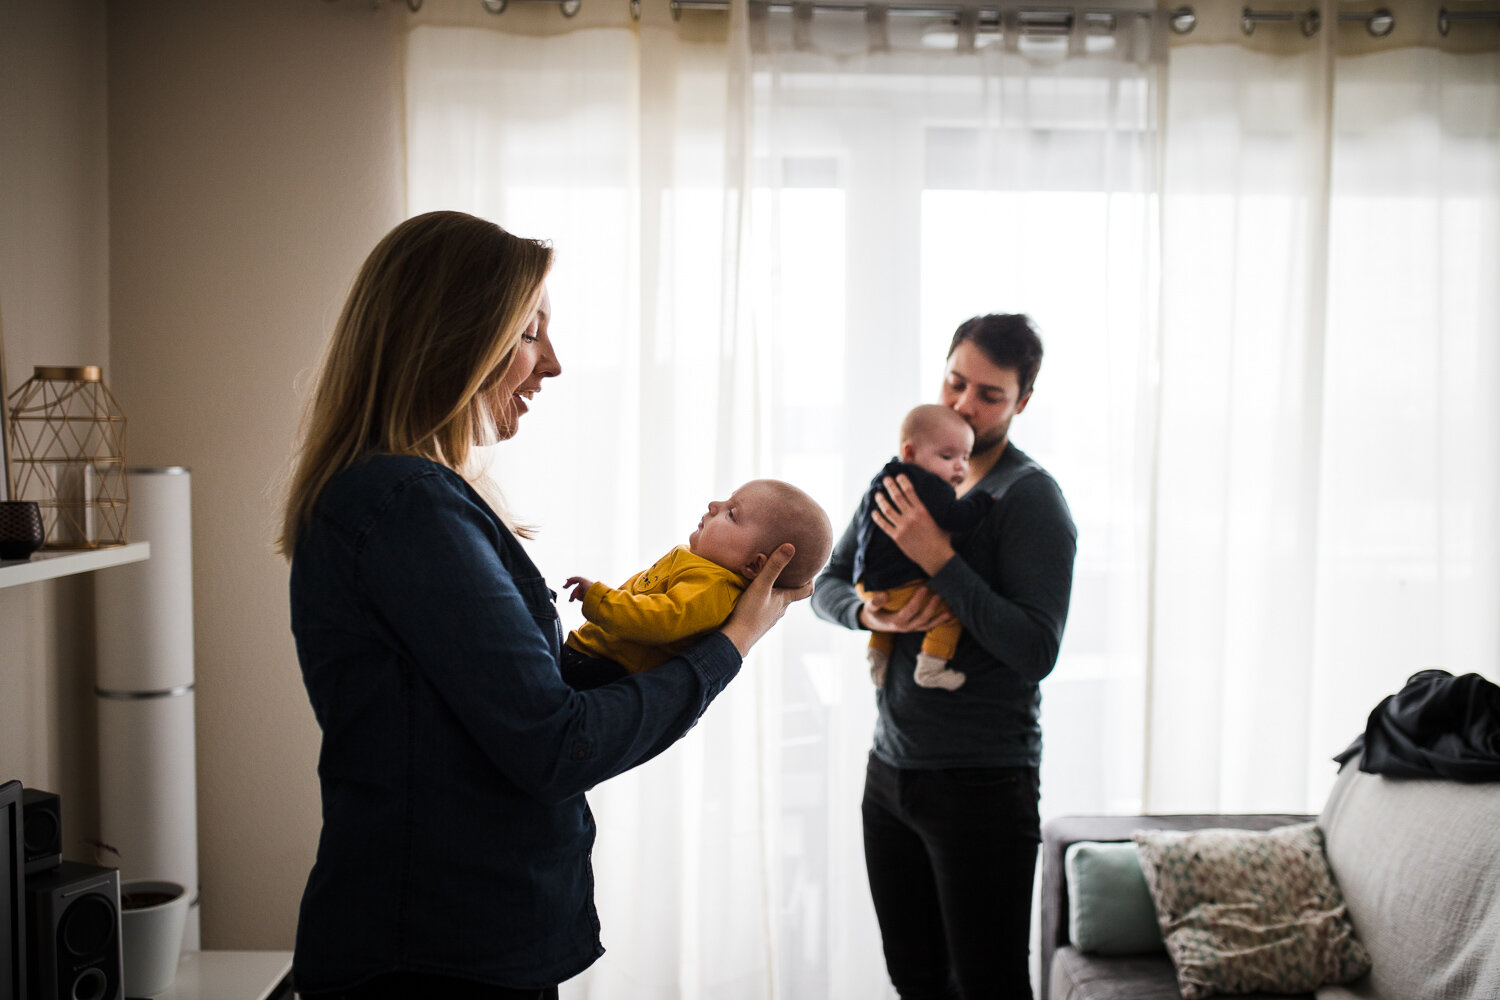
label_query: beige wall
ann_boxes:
[0,0,111,876]
[107,1,406,949]
[3,0,406,950]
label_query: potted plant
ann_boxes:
[89,841,190,997]
[119,879,190,997]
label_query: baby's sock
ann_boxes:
[867,648,890,687]
[913,652,965,691]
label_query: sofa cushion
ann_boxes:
[1040,814,1312,1000]
[1317,758,1500,999]
[1050,947,1188,1000]
[1050,946,1314,1000]
[1133,822,1370,1000]
[1064,841,1165,956]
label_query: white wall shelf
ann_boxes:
[0,542,150,589]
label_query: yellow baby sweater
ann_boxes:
[566,545,747,674]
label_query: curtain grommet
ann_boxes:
[1365,9,1395,37]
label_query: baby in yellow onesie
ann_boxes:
[561,478,832,688]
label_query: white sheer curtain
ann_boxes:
[736,9,1166,995]
[407,10,790,998]
[1149,9,1500,814]
[738,5,1166,833]
[402,0,1499,996]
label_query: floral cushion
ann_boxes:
[1132,821,1370,999]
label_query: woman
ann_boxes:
[278,211,809,1000]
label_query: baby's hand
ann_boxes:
[563,576,594,603]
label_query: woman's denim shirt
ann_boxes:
[289,456,741,991]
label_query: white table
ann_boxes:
[152,950,292,1000]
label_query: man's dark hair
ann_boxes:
[947,314,1044,397]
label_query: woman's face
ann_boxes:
[487,283,560,440]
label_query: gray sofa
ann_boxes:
[1039,759,1500,1000]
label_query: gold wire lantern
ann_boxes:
[7,366,128,548]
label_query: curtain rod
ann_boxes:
[667,1,1185,26]
[1239,7,1399,38]
[453,0,1189,24]
[1439,7,1500,34]
[355,0,1500,37]
[668,2,1467,39]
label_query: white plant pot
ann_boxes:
[119,879,189,997]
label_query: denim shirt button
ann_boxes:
[571,741,591,761]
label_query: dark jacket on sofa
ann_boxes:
[1335,668,1500,781]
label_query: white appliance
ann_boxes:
[94,467,201,949]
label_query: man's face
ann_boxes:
[938,340,1031,454]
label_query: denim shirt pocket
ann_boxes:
[513,575,563,662]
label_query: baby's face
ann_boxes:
[905,422,974,486]
[689,482,775,578]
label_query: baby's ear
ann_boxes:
[898,441,916,463]
[742,551,769,580]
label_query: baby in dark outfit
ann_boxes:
[853,404,993,691]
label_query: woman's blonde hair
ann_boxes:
[277,211,552,557]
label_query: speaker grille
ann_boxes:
[60,893,116,956]
[22,808,58,857]
[21,788,63,874]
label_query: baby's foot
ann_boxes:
[913,652,966,691]
[867,648,890,687]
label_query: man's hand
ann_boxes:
[858,586,953,634]
[871,473,957,576]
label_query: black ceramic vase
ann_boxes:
[0,500,45,560]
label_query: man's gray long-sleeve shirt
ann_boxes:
[813,443,1077,769]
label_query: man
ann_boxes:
[813,313,1077,999]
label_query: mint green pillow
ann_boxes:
[1064,840,1166,956]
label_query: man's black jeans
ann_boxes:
[862,752,1041,1000]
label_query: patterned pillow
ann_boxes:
[1132,822,1370,1000]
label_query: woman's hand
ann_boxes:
[563,576,594,602]
[719,544,814,657]
[872,473,956,576]
[858,586,953,634]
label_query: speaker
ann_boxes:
[24,862,121,1000]
[20,791,60,876]
[2,781,25,1000]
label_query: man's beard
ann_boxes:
[971,421,1009,456]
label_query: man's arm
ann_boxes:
[812,513,864,630]
[926,473,1076,683]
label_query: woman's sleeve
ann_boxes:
[812,512,864,630]
[356,476,741,803]
[924,472,1076,682]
